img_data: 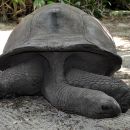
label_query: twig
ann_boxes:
[0,0,10,8]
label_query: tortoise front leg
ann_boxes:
[0,55,44,97]
[66,69,130,113]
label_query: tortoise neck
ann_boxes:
[50,52,65,82]
[41,52,67,98]
[43,52,67,83]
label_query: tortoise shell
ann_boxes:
[0,3,122,72]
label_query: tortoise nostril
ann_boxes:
[101,104,111,111]
[100,100,121,117]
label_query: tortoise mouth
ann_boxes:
[94,112,120,119]
[94,108,121,118]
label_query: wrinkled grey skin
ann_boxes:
[0,4,130,119]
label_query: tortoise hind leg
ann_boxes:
[0,53,45,97]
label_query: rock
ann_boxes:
[110,11,130,17]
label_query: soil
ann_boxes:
[0,16,130,130]
[102,16,130,85]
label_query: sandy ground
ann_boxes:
[0,17,130,130]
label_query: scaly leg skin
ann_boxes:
[0,53,45,97]
[66,69,130,113]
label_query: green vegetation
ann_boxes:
[33,0,108,18]
[0,0,130,22]
[0,0,32,22]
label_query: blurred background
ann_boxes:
[0,0,130,22]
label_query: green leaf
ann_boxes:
[33,0,45,10]
[48,1,55,4]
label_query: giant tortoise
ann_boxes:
[0,3,129,119]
